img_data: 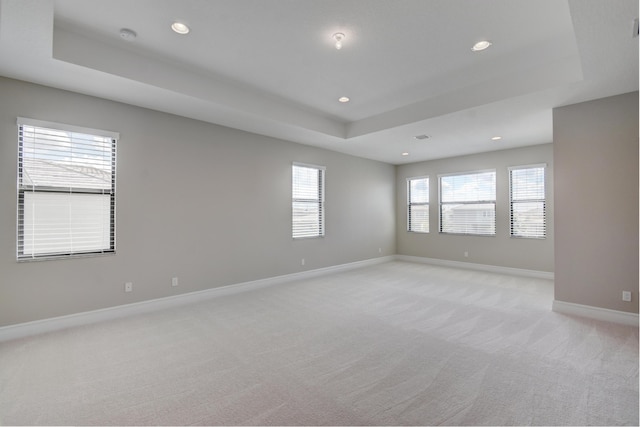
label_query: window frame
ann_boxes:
[16,117,118,261]
[438,169,496,236]
[291,162,325,239]
[509,164,546,239]
[407,176,429,233]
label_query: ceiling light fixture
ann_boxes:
[471,40,492,51]
[402,152,410,156]
[491,136,502,141]
[119,28,137,41]
[171,21,190,35]
[338,96,350,103]
[333,32,345,50]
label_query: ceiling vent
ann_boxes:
[413,134,430,140]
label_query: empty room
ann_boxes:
[0,0,638,425]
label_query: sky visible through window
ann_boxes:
[440,171,496,235]
[441,171,495,202]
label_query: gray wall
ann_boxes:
[0,77,396,327]
[396,144,554,272]
[2,76,636,328]
[553,92,639,314]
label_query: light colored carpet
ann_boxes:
[0,261,637,425]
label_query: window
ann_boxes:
[439,170,496,236]
[509,165,546,238]
[292,163,325,239]
[17,118,117,260]
[407,176,429,232]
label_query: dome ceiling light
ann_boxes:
[471,40,492,51]
[171,22,190,35]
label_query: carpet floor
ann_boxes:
[0,261,638,425]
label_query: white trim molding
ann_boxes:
[396,255,554,280]
[0,256,394,342]
[552,300,639,327]
[17,116,120,139]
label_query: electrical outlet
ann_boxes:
[622,291,632,302]
[124,282,133,292]
[464,251,469,258]
[172,277,179,287]
[378,248,382,253]
[301,258,305,266]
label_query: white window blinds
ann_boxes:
[439,170,496,236]
[292,163,325,239]
[407,177,429,232]
[509,165,546,238]
[17,118,118,260]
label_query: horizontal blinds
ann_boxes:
[17,121,116,259]
[440,170,496,235]
[408,177,429,232]
[510,166,546,238]
[292,164,325,239]
[21,193,112,256]
[19,125,114,191]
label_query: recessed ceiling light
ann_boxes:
[402,152,409,156]
[171,21,190,35]
[491,136,502,141]
[119,28,137,41]
[413,134,430,140]
[333,32,345,50]
[471,40,492,51]
[338,96,350,103]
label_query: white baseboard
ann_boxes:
[395,255,555,280]
[552,300,639,327]
[17,256,630,342]
[0,256,394,343]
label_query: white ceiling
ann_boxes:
[0,0,637,164]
